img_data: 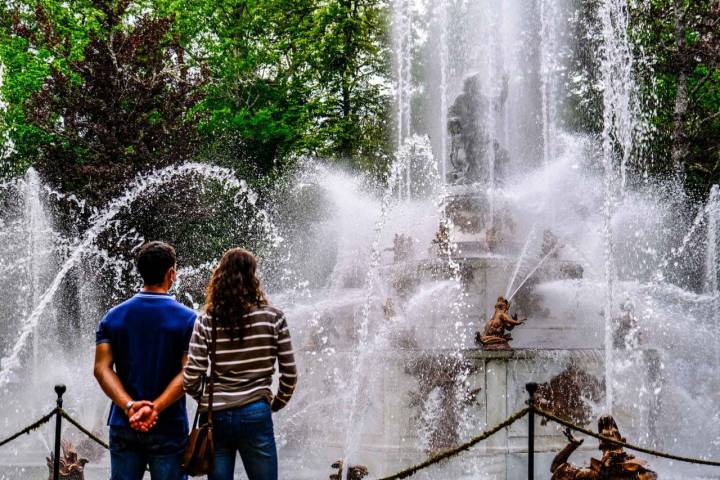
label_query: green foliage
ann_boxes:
[630,0,719,191]
[158,0,392,177]
[309,0,392,168]
[1,0,393,196]
[0,0,204,198]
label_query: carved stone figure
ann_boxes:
[383,297,396,320]
[329,460,369,480]
[475,296,525,350]
[347,465,369,480]
[534,366,604,426]
[393,233,414,262]
[550,417,657,480]
[447,74,510,185]
[405,355,480,452]
[47,440,88,480]
[431,221,452,257]
[542,230,561,258]
[613,298,640,349]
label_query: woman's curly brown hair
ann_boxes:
[205,248,268,341]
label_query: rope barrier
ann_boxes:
[2,397,720,480]
[377,407,530,480]
[58,409,109,450]
[0,408,58,449]
[532,406,720,467]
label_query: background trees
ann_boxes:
[637,0,719,192]
[0,0,717,199]
[0,0,392,198]
[0,0,205,199]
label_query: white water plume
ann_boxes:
[1,0,719,477]
[0,163,277,386]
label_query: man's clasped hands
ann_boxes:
[127,400,160,432]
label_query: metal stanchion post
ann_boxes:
[53,384,66,480]
[526,382,538,480]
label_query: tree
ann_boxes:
[311,0,392,169]
[632,0,719,190]
[0,0,205,200]
[2,0,395,192]
[160,0,316,177]
[161,0,392,176]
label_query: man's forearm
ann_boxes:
[94,366,132,411]
[153,371,185,413]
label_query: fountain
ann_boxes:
[550,418,657,480]
[1,0,720,478]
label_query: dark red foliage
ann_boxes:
[13,1,206,202]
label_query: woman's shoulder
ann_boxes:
[255,304,284,320]
[196,312,213,326]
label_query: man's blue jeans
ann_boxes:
[109,426,187,480]
[200,400,278,480]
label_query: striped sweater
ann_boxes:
[182,306,297,412]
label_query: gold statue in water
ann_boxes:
[47,440,88,480]
[475,296,524,350]
[330,460,369,480]
[551,416,657,480]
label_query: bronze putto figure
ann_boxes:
[551,416,657,480]
[475,296,525,350]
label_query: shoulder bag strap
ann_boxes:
[191,373,207,429]
[207,315,218,425]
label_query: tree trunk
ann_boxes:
[671,0,690,178]
[339,0,354,159]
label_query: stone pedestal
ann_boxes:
[277,347,661,479]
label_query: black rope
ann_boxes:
[377,407,531,480]
[3,401,720,479]
[532,406,720,467]
[0,408,58,448]
[58,409,109,450]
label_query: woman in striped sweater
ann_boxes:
[183,248,297,480]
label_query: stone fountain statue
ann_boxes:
[447,74,510,185]
[534,366,604,426]
[393,233,415,262]
[550,416,657,480]
[430,221,452,257]
[475,296,525,350]
[613,298,640,349]
[47,440,88,480]
[329,460,369,480]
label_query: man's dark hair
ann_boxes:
[136,241,176,286]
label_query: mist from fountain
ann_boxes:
[504,225,539,299]
[22,168,53,381]
[341,152,415,465]
[507,241,562,302]
[2,0,720,478]
[435,0,450,183]
[0,162,278,387]
[339,134,460,474]
[392,0,411,146]
[705,186,720,296]
[594,0,649,411]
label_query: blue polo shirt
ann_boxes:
[96,291,197,435]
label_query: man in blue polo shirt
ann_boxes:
[94,241,196,480]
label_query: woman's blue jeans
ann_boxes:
[200,400,278,480]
